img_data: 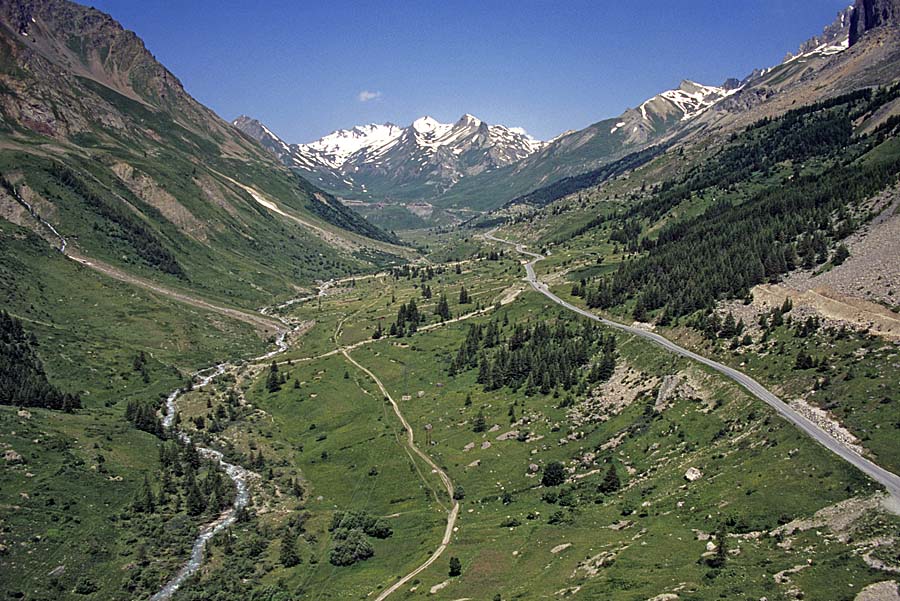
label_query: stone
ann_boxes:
[3,449,24,464]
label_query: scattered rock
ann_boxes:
[647,595,679,601]
[528,463,540,474]
[790,398,865,455]
[463,442,475,452]
[496,430,519,441]
[774,564,810,585]
[654,375,683,412]
[551,543,572,554]
[48,565,65,578]
[3,449,24,464]
[684,467,702,482]
[481,441,492,450]
[430,580,450,594]
[466,460,480,468]
[16,409,31,419]
[488,424,501,433]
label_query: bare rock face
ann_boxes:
[850,0,900,46]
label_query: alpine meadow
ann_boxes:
[2,1,900,600]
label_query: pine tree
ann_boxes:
[472,410,486,433]
[133,474,156,513]
[449,556,462,577]
[280,529,301,567]
[266,361,281,393]
[541,461,566,487]
[832,244,850,265]
[598,464,620,493]
[435,293,451,321]
[185,475,206,516]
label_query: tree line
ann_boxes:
[574,89,900,319]
[0,310,81,411]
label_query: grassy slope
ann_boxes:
[172,252,900,601]
[0,220,270,600]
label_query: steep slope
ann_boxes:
[433,80,735,211]
[437,4,898,213]
[850,0,900,45]
[0,0,408,311]
[482,4,900,216]
[234,113,544,203]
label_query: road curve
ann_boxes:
[341,349,460,601]
[485,232,900,502]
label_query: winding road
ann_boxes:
[485,231,900,503]
[341,349,460,601]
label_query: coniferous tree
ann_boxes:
[542,461,566,487]
[435,293,452,321]
[266,361,281,393]
[449,556,462,577]
[598,464,621,494]
[472,410,486,433]
[280,529,301,567]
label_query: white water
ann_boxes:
[151,314,295,600]
[8,185,67,253]
[8,188,318,597]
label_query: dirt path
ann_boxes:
[341,349,460,601]
[67,251,284,336]
[7,182,285,336]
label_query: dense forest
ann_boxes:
[0,310,81,410]
[449,313,617,396]
[573,86,900,319]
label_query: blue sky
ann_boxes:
[89,0,852,142]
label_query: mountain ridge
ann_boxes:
[233,112,544,202]
[0,0,407,310]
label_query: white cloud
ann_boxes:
[358,90,382,102]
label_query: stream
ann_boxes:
[150,323,296,600]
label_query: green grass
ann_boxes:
[167,260,900,600]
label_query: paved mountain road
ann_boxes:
[485,231,900,503]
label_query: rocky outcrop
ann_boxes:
[786,6,853,60]
[850,0,900,46]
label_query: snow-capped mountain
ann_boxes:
[233,114,544,201]
[606,80,738,146]
[299,122,404,169]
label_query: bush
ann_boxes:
[542,461,566,487]
[329,529,374,566]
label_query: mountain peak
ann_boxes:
[412,116,448,134]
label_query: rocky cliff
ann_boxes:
[850,0,900,45]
